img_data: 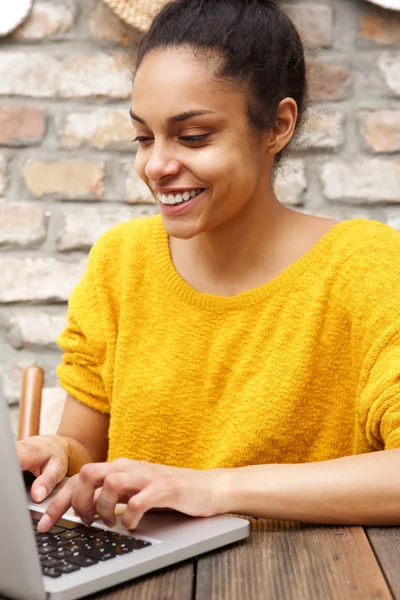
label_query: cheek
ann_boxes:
[187,147,245,184]
[192,146,257,192]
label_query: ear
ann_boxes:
[264,98,298,156]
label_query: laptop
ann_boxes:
[0,384,250,600]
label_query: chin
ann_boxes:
[161,215,203,240]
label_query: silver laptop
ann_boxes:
[0,384,250,600]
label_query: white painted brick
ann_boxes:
[57,109,133,150]
[386,212,400,232]
[0,53,130,99]
[13,0,76,40]
[0,154,6,196]
[297,111,345,151]
[0,257,86,303]
[360,110,400,153]
[59,54,131,99]
[0,349,38,405]
[0,201,46,247]
[274,159,307,206]
[22,159,104,199]
[321,159,400,203]
[378,52,400,96]
[58,206,157,251]
[285,4,333,48]
[7,313,66,349]
[122,163,157,204]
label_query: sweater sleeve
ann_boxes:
[358,323,400,451]
[350,222,400,451]
[56,244,110,414]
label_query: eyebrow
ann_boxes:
[129,109,216,126]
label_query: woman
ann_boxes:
[18,0,400,531]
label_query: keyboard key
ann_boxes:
[100,552,116,562]
[113,545,132,555]
[36,533,53,544]
[49,548,73,559]
[65,555,98,568]
[59,530,81,540]
[43,567,62,579]
[126,539,151,550]
[82,545,118,561]
[64,542,83,553]
[38,545,55,556]
[41,557,63,568]
[56,563,81,575]
[48,535,71,548]
[48,526,65,535]
[56,518,82,530]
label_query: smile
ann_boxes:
[157,189,204,205]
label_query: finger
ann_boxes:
[95,473,133,527]
[121,482,170,530]
[71,463,112,524]
[31,456,65,503]
[37,476,78,532]
[72,460,139,525]
[16,440,46,476]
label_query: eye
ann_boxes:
[179,134,210,144]
[133,136,153,146]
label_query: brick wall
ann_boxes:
[1,0,400,410]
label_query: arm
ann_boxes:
[57,394,109,476]
[224,448,400,525]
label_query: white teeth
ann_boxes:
[157,188,203,205]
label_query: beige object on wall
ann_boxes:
[0,0,33,36]
[365,0,400,9]
[102,0,169,32]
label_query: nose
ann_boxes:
[144,141,182,182]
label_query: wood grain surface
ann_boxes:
[89,560,194,600]
[367,527,400,599]
[195,520,392,600]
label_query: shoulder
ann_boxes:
[79,215,163,288]
[333,218,400,255]
[328,219,400,328]
[92,214,162,259]
[87,214,163,275]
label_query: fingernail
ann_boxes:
[36,487,47,503]
[37,514,52,532]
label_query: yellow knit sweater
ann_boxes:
[56,216,400,468]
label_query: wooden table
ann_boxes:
[86,518,400,600]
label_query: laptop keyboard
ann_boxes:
[30,510,152,579]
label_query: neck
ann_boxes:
[170,183,298,296]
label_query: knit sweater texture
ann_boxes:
[56,216,400,468]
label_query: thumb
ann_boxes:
[31,456,66,503]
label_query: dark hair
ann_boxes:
[134,0,307,164]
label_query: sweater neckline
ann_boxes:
[152,216,365,311]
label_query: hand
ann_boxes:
[37,458,231,532]
[17,435,70,503]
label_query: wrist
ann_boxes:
[215,467,243,515]
[61,435,91,476]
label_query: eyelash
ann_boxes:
[133,134,209,145]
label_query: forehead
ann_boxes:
[131,47,246,122]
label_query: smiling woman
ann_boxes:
[17,0,400,532]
